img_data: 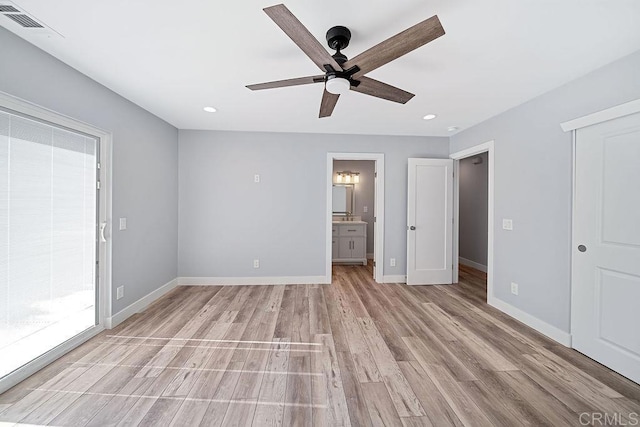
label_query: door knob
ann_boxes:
[578,244,587,252]
[409,226,416,230]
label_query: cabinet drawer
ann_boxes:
[339,224,365,236]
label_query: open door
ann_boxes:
[407,158,453,285]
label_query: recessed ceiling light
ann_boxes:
[423,114,437,120]
[447,126,459,132]
[203,106,217,113]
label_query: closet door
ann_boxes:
[572,111,640,384]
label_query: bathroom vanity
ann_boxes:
[332,220,367,265]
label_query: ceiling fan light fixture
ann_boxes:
[325,76,350,95]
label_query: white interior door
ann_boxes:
[407,158,453,285]
[572,111,640,384]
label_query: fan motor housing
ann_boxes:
[326,26,351,51]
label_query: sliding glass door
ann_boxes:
[0,108,100,381]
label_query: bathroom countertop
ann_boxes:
[332,220,367,225]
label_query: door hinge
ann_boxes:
[374,216,377,222]
[373,261,376,267]
[374,172,377,178]
[96,181,101,190]
[97,162,101,170]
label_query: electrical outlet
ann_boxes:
[502,219,513,230]
[363,206,368,213]
[119,217,127,230]
[253,259,260,268]
[390,258,396,267]
[116,285,124,300]
[254,174,260,183]
[510,282,519,295]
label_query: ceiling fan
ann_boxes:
[246,4,445,118]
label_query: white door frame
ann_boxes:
[450,140,495,303]
[0,91,112,394]
[326,153,384,283]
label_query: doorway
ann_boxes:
[451,141,495,303]
[0,93,111,394]
[326,153,384,283]
[458,152,489,293]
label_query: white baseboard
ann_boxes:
[459,257,487,273]
[488,296,572,347]
[367,253,374,259]
[178,276,329,286]
[381,275,406,284]
[105,278,178,329]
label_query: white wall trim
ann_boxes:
[178,276,328,286]
[450,140,495,305]
[560,98,640,131]
[488,296,572,347]
[381,275,407,284]
[459,257,487,273]
[105,278,178,329]
[327,153,385,283]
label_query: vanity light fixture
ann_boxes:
[336,171,360,184]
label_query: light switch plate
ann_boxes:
[502,219,513,230]
[119,217,127,230]
[254,174,260,183]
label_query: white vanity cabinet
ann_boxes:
[332,222,367,265]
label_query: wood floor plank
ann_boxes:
[282,355,313,427]
[251,339,290,426]
[332,285,382,383]
[397,361,462,427]
[412,362,494,427]
[336,350,373,427]
[311,334,351,426]
[360,382,403,427]
[358,317,425,417]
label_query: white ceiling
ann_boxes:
[2,0,640,136]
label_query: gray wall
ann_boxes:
[451,49,640,333]
[178,130,449,278]
[0,27,179,315]
[333,160,375,255]
[459,152,488,266]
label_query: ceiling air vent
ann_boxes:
[4,13,43,28]
[0,5,19,12]
[0,1,61,37]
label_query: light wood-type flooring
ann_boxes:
[1,264,639,426]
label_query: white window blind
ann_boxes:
[0,109,97,358]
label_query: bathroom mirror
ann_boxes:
[332,184,355,215]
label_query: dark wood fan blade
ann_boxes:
[344,15,444,78]
[246,75,324,91]
[319,89,339,118]
[264,4,342,72]
[351,76,414,104]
